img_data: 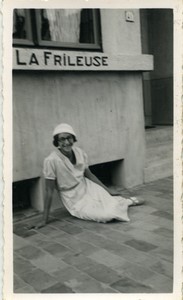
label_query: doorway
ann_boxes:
[140,9,173,127]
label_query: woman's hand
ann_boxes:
[27,220,47,230]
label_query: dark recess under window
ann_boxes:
[13,178,38,211]
[90,160,120,186]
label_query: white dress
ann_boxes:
[43,146,131,223]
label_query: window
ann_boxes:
[13,9,34,45]
[13,9,101,50]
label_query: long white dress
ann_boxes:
[43,146,131,223]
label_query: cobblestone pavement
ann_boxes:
[13,177,173,293]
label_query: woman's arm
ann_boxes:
[30,179,55,229]
[42,179,55,225]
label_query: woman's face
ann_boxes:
[57,133,74,155]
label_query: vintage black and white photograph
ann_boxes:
[2,0,182,298]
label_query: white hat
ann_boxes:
[53,123,77,139]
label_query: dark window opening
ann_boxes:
[89,160,122,186]
[79,9,94,43]
[13,9,26,39]
[13,178,38,211]
[13,9,34,45]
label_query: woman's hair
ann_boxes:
[53,134,77,147]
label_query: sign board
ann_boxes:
[13,48,153,71]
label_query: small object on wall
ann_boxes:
[125,11,135,22]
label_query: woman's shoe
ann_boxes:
[129,197,145,206]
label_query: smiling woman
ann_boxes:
[29,123,145,229]
[53,125,77,160]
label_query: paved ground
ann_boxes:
[13,176,173,293]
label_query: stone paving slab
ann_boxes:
[14,273,33,291]
[14,255,37,277]
[54,233,100,255]
[103,243,153,265]
[41,282,74,293]
[31,253,69,274]
[19,269,57,292]
[15,245,46,260]
[150,260,173,278]
[110,277,154,293]
[62,252,122,284]
[13,177,174,294]
[124,239,158,252]
[88,249,127,268]
[143,272,173,293]
[51,265,119,293]
[115,259,157,281]
[13,234,30,250]
[149,247,173,263]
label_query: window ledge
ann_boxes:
[13,48,154,71]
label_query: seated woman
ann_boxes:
[36,123,144,228]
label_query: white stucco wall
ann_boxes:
[101,9,141,54]
[13,71,145,186]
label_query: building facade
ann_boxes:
[12,9,173,211]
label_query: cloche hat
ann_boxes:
[53,123,77,139]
